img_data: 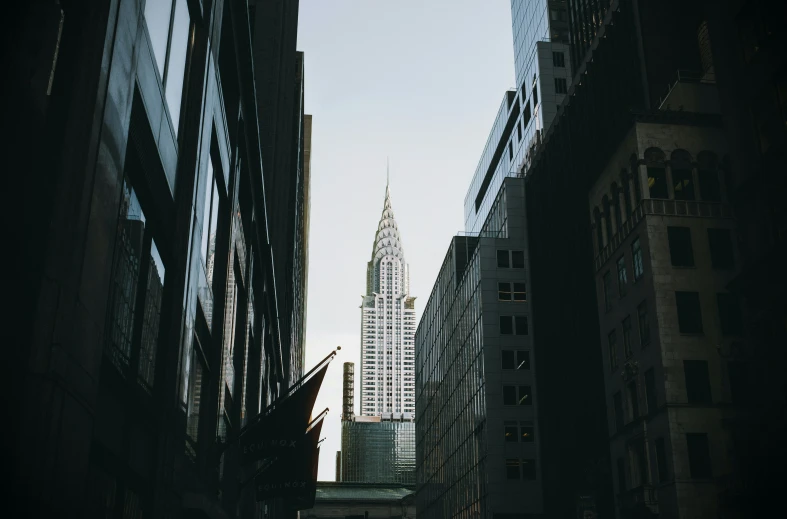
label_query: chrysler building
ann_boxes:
[359,180,416,419]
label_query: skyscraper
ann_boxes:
[359,182,417,418]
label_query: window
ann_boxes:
[500,316,513,335]
[637,300,650,346]
[616,257,628,297]
[515,316,528,335]
[502,350,530,370]
[676,292,703,334]
[708,229,734,269]
[686,433,712,478]
[655,438,668,482]
[506,459,520,479]
[626,382,639,421]
[622,316,633,358]
[603,270,613,311]
[505,422,518,443]
[554,77,568,94]
[672,168,695,200]
[647,167,668,199]
[728,361,749,404]
[511,250,525,268]
[513,282,527,301]
[552,51,565,67]
[517,120,523,141]
[144,0,191,135]
[617,457,626,491]
[684,360,712,404]
[497,250,510,268]
[185,338,205,457]
[532,84,539,106]
[645,368,657,414]
[632,238,644,280]
[520,425,534,443]
[613,392,624,432]
[608,330,618,371]
[201,158,220,290]
[521,459,536,480]
[667,227,694,267]
[717,293,743,336]
[522,103,532,129]
[508,141,513,161]
[498,282,512,301]
[503,385,532,406]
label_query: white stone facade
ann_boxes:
[359,184,416,419]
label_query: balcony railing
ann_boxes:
[618,485,659,515]
[594,198,734,271]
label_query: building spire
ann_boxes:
[386,157,390,193]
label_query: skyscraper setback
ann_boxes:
[360,182,417,418]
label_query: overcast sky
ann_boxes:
[297,0,515,481]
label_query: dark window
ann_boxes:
[594,208,604,251]
[622,316,633,358]
[506,459,520,479]
[508,141,514,161]
[522,103,532,128]
[513,282,527,301]
[603,270,613,311]
[728,361,749,404]
[684,360,712,404]
[637,300,651,346]
[185,338,205,454]
[498,282,512,301]
[612,184,623,231]
[502,350,515,370]
[511,251,525,268]
[655,438,668,482]
[708,229,735,269]
[520,425,534,443]
[517,120,523,141]
[518,386,532,405]
[617,256,628,297]
[515,316,528,335]
[613,392,624,432]
[617,457,626,491]
[532,84,539,106]
[676,292,703,334]
[672,168,695,200]
[505,422,518,442]
[608,330,618,371]
[552,51,565,67]
[503,385,517,405]
[517,351,530,370]
[554,77,568,94]
[497,250,510,268]
[717,293,743,336]
[686,433,712,478]
[500,316,513,335]
[647,167,668,199]
[668,227,694,267]
[632,238,644,280]
[630,156,642,201]
[645,368,657,414]
[627,381,639,421]
[201,158,220,290]
[521,459,536,480]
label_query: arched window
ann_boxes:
[643,148,667,199]
[602,195,613,242]
[611,182,623,231]
[629,154,642,202]
[671,149,695,200]
[593,207,603,252]
[621,169,632,216]
[697,151,721,201]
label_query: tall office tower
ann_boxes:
[359,182,417,418]
[464,1,572,233]
[416,177,543,518]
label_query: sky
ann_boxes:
[297,0,516,481]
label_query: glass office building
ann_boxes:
[417,178,544,518]
[464,1,572,233]
[340,419,416,485]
